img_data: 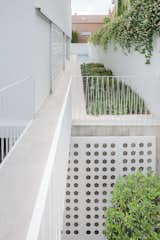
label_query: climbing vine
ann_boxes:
[89,0,160,63]
[114,0,130,17]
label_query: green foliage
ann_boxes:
[115,0,130,17]
[81,63,112,76]
[103,16,111,25]
[71,31,78,43]
[81,63,148,115]
[104,172,160,240]
[89,0,160,63]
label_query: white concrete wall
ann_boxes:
[71,43,89,56]
[38,87,71,240]
[0,0,71,115]
[89,38,160,118]
[0,77,35,124]
[0,1,35,89]
[34,10,51,111]
[0,65,72,240]
[0,1,50,113]
[35,0,71,37]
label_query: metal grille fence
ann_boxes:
[0,126,24,163]
[83,76,149,115]
[0,77,34,163]
[62,136,156,240]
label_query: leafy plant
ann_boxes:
[104,172,160,240]
[71,31,78,43]
[103,16,111,25]
[89,0,160,63]
[114,0,130,17]
[81,63,112,76]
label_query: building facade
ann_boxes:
[72,14,105,43]
[0,2,159,240]
[0,0,71,114]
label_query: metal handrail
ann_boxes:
[82,75,149,116]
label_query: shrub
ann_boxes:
[104,172,160,240]
[85,63,104,68]
[80,63,112,76]
[71,31,78,43]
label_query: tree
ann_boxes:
[71,31,78,43]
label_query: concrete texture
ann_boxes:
[71,56,86,119]
[0,65,72,240]
[0,0,71,113]
[72,124,160,175]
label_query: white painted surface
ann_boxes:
[71,56,86,119]
[63,136,156,240]
[0,77,35,123]
[34,11,51,111]
[35,0,71,37]
[38,87,71,240]
[0,2,50,112]
[72,115,160,127]
[71,44,89,56]
[0,1,34,88]
[89,38,160,118]
[0,66,72,240]
[0,0,71,113]
[51,23,65,89]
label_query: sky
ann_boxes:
[72,0,113,15]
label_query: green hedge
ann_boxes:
[71,31,78,43]
[81,63,112,76]
[104,172,160,239]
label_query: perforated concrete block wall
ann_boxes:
[62,136,156,240]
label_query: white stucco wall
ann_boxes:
[0,66,72,240]
[71,43,89,55]
[0,1,35,89]
[34,11,51,111]
[35,0,71,37]
[0,0,71,114]
[89,38,160,118]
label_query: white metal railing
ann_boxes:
[83,76,149,115]
[0,77,34,163]
[0,126,24,163]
